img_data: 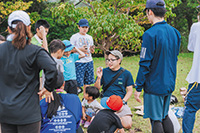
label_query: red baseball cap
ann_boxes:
[101,95,123,111]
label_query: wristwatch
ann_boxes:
[122,100,126,105]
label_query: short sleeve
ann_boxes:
[125,71,134,87]
[70,35,76,46]
[92,100,103,110]
[82,99,87,107]
[72,53,80,61]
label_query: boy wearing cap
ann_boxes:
[70,19,95,94]
[134,0,181,132]
[95,50,134,129]
[61,40,85,94]
[87,95,125,133]
[182,12,200,133]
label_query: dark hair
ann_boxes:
[147,8,167,18]
[10,21,32,49]
[0,35,5,41]
[49,39,66,53]
[86,86,100,99]
[46,91,63,119]
[35,19,50,32]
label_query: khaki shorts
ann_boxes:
[115,104,132,118]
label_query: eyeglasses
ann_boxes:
[106,58,118,62]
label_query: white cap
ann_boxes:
[8,10,31,28]
[106,50,123,60]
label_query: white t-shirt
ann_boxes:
[70,33,94,63]
[82,99,103,113]
[42,57,64,88]
[53,57,64,73]
[186,22,200,83]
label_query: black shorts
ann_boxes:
[64,80,78,94]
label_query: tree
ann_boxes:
[0,0,47,35]
[168,0,199,52]
[52,0,144,55]
[51,0,181,54]
[0,1,32,34]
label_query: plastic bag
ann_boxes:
[168,109,181,133]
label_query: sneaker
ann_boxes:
[84,121,91,128]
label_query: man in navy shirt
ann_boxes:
[134,0,181,132]
[94,50,134,129]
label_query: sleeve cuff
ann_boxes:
[135,84,142,92]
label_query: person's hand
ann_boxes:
[90,45,95,53]
[134,90,142,103]
[81,45,88,53]
[118,128,125,133]
[38,88,54,103]
[39,26,47,39]
[96,67,103,78]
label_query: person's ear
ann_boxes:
[28,25,31,31]
[36,28,40,33]
[149,9,154,16]
[118,59,122,64]
[7,26,12,33]
[89,96,93,100]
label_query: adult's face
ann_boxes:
[107,54,121,71]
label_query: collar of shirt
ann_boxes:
[34,34,42,44]
[153,20,166,26]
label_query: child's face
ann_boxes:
[57,49,64,59]
[84,93,93,101]
[78,26,89,35]
[64,50,72,57]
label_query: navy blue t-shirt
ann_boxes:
[101,67,134,99]
[40,94,82,133]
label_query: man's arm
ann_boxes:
[94,67,103,90]
[123,85,133,102]
[135,32,154,92]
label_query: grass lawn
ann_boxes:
[80,53,199,133]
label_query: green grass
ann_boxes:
[81,53,199,133]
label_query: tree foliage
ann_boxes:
[168,0,199,52]
[51,0,181,54]
[52,0,144,54]
[0,0,46,35]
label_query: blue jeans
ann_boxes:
[182,82,200,133]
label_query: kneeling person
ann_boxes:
[87,95,125,133]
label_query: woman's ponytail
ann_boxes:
[11,21,32,49]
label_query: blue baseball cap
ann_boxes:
[144,0,165,11]
[62,40,74,52]
[101,95,123,111]
[78,19,89,27]
[101,97,111,110]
